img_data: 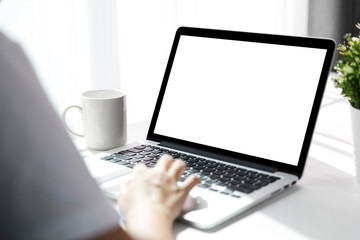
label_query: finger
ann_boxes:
[181,175,200,194]
[133,163,147,174]
[118,179,131,198]
[155,154,174,171]
[168,159,186,180]
[118,179,132,214]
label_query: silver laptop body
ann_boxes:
[85,27,335,229]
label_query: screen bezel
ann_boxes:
[147,27,335,178]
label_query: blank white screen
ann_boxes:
[154,36,327,166]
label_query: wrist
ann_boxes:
[125,206,174,240]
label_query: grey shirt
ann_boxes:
[0,32,119,239]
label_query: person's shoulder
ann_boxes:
[0,31,8,39]
[0,29,22,61]
[0,31,16,47]
[0,31,30,97]
[0,30,9,40]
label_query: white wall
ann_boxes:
[0,0,309,124]
[118,0,309,124]
[0,0,91,112]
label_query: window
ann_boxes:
[0,0,90,112]
[0,0,309,124]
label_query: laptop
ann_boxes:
[85,27,335,229]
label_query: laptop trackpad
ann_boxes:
[182,195,208,213]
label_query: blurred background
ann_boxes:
[0,0,359,124]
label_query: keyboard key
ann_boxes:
[227,168,238,173]
[143,147,154,152]
[150,159,158,164]
[146,163,156,168]
[109,159,120,163]
[217,165,227,170]
[130,159,142,163]
[229,180,243,186]
[219,176,230,183]
[229,185,253,194]
[179,176,186,182]
[223,172,236,178]
[237,171,247,176]
[134,145,146,150]
[100,156,113,161]
[209,174,220,179]
[193,165,205,170]
[197,183,211,189]
[117,161,130,165]
[203,167,214,173]
[128,148,142,153]
[180,154,189,160]
[248,173,259,179]
[210,185,226,192]
[207,162,219,167]
[205,164,216,169]
[231,191,242,198]
[121,151,136,156]
[194,173,208,181]
[241,183,261,190]
[142,156,153,161]
[213,170,225,175]
[259,173,270,178]
[187,158,197,163]
[214,182,226,187]
[197,161,208,166]
[111,154,133,160]
[220,189,233,195]
[244,178,257,184]
[233,176,247,181]
[127,164,136,168]
[268,176,280,181]
[186,162,196,167]
[260,176,279,183]
[186,169,199,174]
[255,181,269,187]
[202,179,215,185]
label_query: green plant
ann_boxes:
[333,23,360,109]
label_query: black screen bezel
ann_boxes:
[147,27,335,178]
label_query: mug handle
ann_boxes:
[62,105,84,137]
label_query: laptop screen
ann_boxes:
[149,28,334,170]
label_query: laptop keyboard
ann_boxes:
[100,144,280,198]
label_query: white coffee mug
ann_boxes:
[63,89,127,150]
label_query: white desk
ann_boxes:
[75,76,360,240]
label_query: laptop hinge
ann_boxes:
[158,141,278,173]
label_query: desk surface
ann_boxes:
[76,76,360,240]
[127,121,360,240]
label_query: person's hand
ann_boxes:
[118,154,199,240]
